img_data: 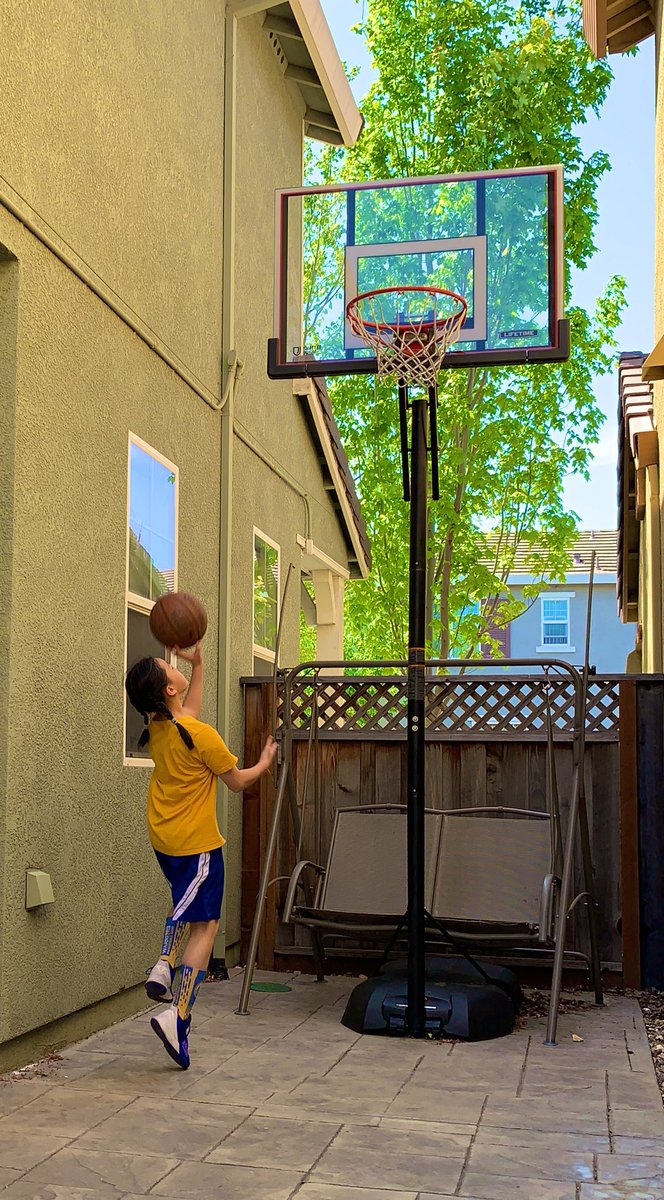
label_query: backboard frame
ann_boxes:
[268,165,569,379]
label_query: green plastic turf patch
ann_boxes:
[250,981,292,993]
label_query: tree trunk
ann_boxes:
[426,509,435,653]
[438,527,454,660]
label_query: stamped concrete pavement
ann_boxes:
[0,970,662,1200]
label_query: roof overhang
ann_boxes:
[582,0,655,57]
[260,1,363,146]
[642,333,664,382]
[508,573,617,587]
[617,352,656,622]
[293,377,371,579]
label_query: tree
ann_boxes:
[305,0,625,660]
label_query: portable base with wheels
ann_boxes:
[341,970,515,1041]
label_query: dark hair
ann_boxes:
[124,657,194,751]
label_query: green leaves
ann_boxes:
[304,0,625,661]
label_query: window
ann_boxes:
[539,594,574,651]
[124,435,178,761]
[253,529,280,672]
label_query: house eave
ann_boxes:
[642,333,664,382]
[508,573,617,587]
[617,351,653,622]
[582,0,655,57]
[293,377,372,579]
[262,1,363,147]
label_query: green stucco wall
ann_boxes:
[0,250,19,1011]
[0,2,356,1043]
[0,0,224,398]
[654,1,664,666]
[0,208,222,1042]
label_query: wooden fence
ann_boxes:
[241,674,662,985]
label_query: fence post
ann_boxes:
[636,679,664,989]
[240,679,277,969]
[618,679,640,988]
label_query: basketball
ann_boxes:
[149,592,208,649]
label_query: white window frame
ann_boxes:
[253,527,280,666]
[123,433,179,767]
[537,591,575,653]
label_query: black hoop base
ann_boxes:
[341,965,516,1041]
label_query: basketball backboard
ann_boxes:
[268,166,567,379]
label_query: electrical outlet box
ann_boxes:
[25,870,55,909]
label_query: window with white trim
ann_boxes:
[124,435,178,761]
[540,595,571,647]
[253,529,280,673]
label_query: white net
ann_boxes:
[346,286,468,389]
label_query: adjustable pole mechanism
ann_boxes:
[404,381,434,1037]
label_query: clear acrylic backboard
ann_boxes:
[268,165,567,379]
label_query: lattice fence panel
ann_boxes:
[279,675,619,741]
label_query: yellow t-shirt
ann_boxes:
[146,715,238,856]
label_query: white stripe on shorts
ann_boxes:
[172,852,210,921]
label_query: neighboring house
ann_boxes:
[0,2,369,1052]
[483,532,635,673]
[582,5,663,674]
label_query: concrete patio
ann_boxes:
[0,969,662,1199]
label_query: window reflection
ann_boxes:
[128,443,175,600]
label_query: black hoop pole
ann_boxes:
[405,383,428,1036]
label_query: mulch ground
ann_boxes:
[516,987,593,1027]
[518,986,664,1104]
[637,989,664,1101]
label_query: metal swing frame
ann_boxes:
[237,654,603,1046]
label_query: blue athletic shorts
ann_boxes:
[154,847,225,923]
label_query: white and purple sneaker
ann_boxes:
[145,959,173,1003]
[150,1006,191,1070]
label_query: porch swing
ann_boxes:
[239,654,604,1046]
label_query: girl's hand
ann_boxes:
[260,735,278,767]
[174,643,202,667]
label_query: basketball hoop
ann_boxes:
[346,285,468,390]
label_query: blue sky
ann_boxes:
[320,0,655,530]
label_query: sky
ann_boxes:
[319,0,655,531]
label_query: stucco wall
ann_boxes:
[0,250,19,1004]
[0,0,225,1043]
[655,1,664,661]
[0,208,222,1042]
[508,581,634,673]
[0,0,224,398]
[0,3,360,1038]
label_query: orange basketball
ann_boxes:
[149,592,208,649]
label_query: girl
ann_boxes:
[125,645,276,1069]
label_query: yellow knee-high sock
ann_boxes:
[160,919,189,969]
[173,965,207,1021]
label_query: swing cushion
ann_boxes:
[320,808,443,916]
[433,813,551,926]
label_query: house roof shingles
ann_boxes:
[504,530,619,575]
